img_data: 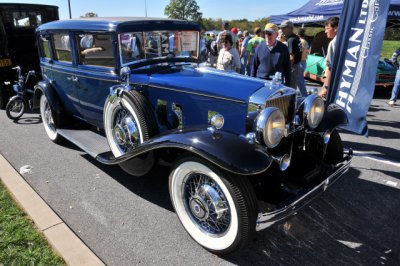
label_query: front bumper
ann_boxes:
[256,149,353,231]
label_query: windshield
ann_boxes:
[119,30,199,66]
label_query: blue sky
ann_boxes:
[7,0,310,20]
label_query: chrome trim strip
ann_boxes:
[150,84,247,104]
[41,66,119,83]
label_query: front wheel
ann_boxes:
[169,156,258,254]
[40,94,62,143]
[6,97,26,120]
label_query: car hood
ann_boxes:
[143,66,266,103]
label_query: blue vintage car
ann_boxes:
[35,18,352,254]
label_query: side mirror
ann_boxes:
[120,66,130,86]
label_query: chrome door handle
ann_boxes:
[67,76,79,82]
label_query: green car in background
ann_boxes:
[305,31,396,88]
[305,54,397,87]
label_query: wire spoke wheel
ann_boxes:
[169,157,258,254]
[184,172,231,235]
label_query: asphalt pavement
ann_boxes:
[0,89,399,265]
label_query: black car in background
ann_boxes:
[0,3,58,108]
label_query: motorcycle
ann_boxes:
[5,66,36,121]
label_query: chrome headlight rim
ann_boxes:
[254,107,286,148]
[303,94,325,129]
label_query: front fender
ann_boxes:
[96,127,273,175]
[316,103,348,133]
[33,80,62,114]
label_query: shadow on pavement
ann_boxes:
[81,151,399,265]
[81,154,174,212]
[223,167,400,265]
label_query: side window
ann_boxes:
[53,33,72,63]
[77,33,114,68]
[39,35,51,59]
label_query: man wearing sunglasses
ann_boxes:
[251,23,291,86]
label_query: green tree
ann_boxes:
[164,0,202,22]
[80,12,98,18]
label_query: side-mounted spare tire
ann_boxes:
[104,90,159,176]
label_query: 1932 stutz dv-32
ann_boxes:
[34,17,352,254]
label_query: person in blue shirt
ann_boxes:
[240,30,251,75]
[388,48,400,106]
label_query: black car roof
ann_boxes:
[37,17,201,33]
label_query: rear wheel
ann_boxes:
[169,156,258,254]
[40,94,63,143]
[6,97,26,120]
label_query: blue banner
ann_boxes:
[270,0,399,25]
[327,0,391,135]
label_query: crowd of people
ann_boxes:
[202,19,315,97]
[201,17,400,105]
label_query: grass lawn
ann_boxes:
[0,181,65,265]
[381,40,400,59]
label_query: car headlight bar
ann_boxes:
[254,107,286,148]
[303,94,325,129]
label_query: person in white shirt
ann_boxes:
[216,32,240,73]
[320,17,339,98]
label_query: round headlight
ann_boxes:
[304,95,325,129]
[255,107,285,148]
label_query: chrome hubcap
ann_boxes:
[184,173,230,235]
[113,107,140,152]
[189,196,209,221]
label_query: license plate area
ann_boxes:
[0,59,12,67]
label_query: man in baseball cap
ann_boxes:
[264,23,279,34]
[279,20,304,94]
[251,22,291,85]
[279,20,294,29]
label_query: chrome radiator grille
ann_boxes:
[265,93,296,123]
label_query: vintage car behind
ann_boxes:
[0,3,58,108]
[35,18,352,254]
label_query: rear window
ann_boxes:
[12,11,42,28]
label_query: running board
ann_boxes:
[57,129,111,159]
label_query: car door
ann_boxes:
[74,32,119,128]
[50,32,82,117]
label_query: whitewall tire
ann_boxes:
[169,156,257,254]
[40,94,62,143]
